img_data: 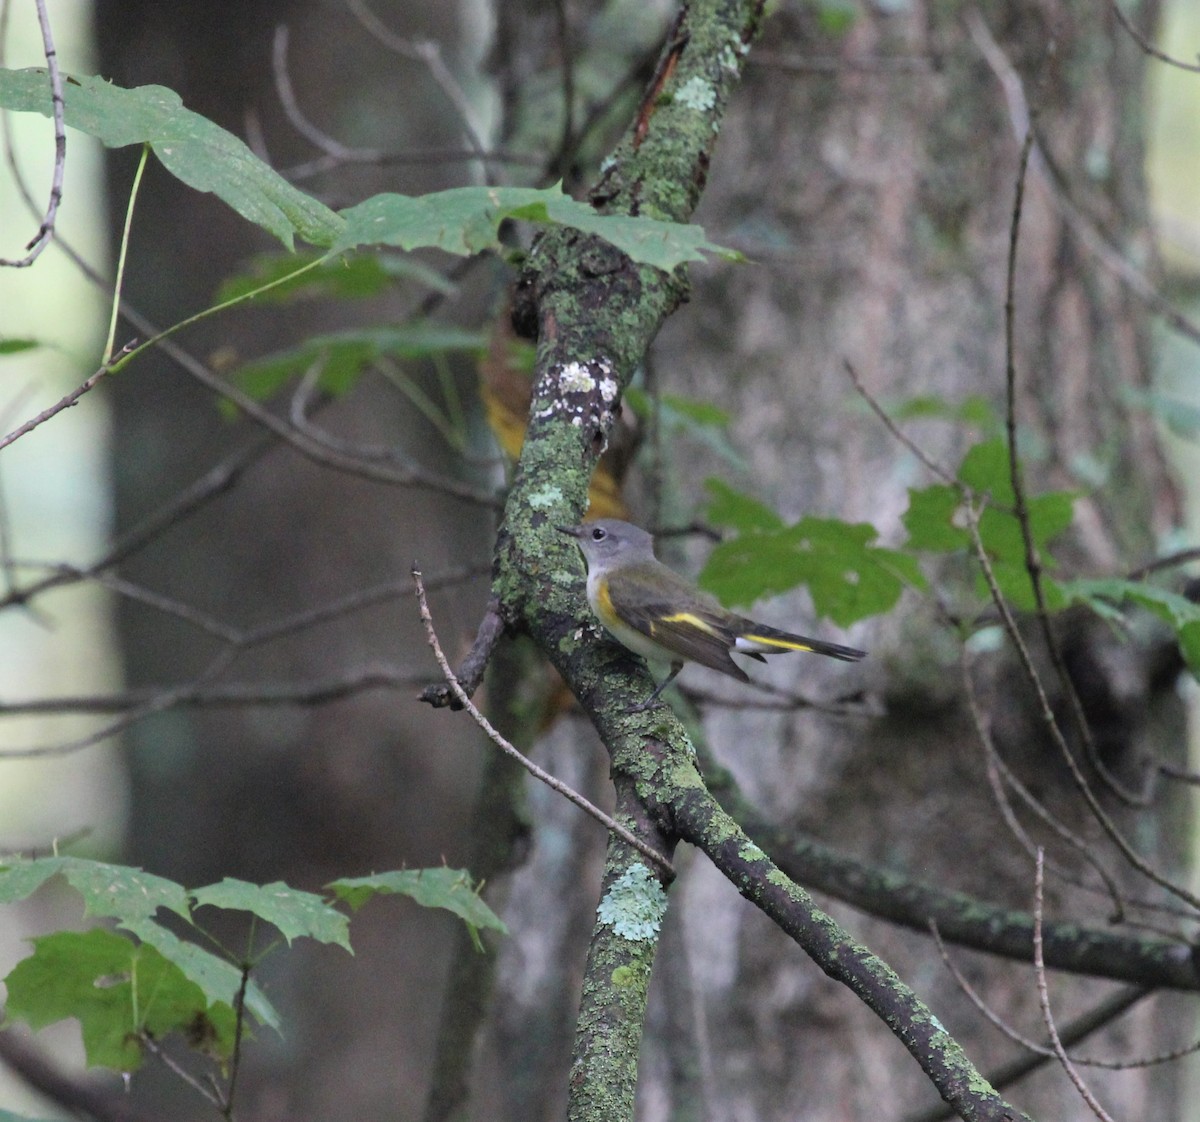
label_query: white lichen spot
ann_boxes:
[676,76,716,112]
[598,377,619,403]
[557,362,595,394]
[597,863,668,941]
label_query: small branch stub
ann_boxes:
[413,565,674,877]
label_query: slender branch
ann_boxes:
[0,664,430,715]
[930,921,1150,1067]
[910,929,1150,1122]
[162,335,500,506]
[968,10,1200,351]
[843,360,956,485]
[1109,0,1200,74]
[419,595,506,709]
[0,0,64,267]
[272,24,384,163]
[701,738,1200,991]
[960,647,1129,918]
[656,770,1032,1122]
[413,566,674,876]
[964,499,1200,913]
[552,0,576,169]
[0,340,135,452]
[343,0,494,181]
[140,1034,225,1110]
[1032,850,1116,1122]
[1001,127,1149,808]
[0,433,274,612]
[1126,547,1200,581]
[0,565,486,759]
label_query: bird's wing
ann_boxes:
[606,567,749,682]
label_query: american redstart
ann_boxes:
[558,519,866,710]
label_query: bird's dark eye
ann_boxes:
[590,527,607,541]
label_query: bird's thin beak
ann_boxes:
[556,525,584,538]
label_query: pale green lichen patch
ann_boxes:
[738,840,767,864]
[527,485,565,510]
[676,76,716,112]
[597,863,668,940]
[670,761,706,789]
[766,868,793,890]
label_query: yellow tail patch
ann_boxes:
[737,633,815,653]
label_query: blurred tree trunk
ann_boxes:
[94,2,498,1118]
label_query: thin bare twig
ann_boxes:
[552,0,576,168]
[968,10,1200,351]
[0,0,64,267]
[964,499,1200,913]
[0,433,275,613]
[0,341,136,451]
[1033,850,1117,1122]
[343,0,494,182]
[930,920,1153,1066]
[1126,547,1200,581]
[418,596,505,709]
[273,25,385,163]
[843,360,956,485]
[0,665,430,715]
[140,1033,226,1110]
[1109,0,1200,74]
[140,328,501,507]
[960,646,1128,919]
[413,565,674,876]
[0,564,487,759]
[1000,127,1150,808]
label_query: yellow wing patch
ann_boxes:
[654,612,723,638]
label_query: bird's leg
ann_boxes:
[627,661,683,713]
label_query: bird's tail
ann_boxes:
[733,620,865,662]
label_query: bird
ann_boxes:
[558,519,865,710]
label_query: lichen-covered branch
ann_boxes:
[477,1,1027,1119]
[643,755,1034,1122]
[708,771,1200,992]
[568,782,676,1122]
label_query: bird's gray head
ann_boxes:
[557,519,656,571]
